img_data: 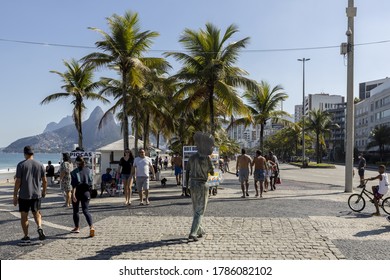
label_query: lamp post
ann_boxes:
[344,0,356,193]
[298,58,310,167]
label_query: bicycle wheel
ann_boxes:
[348,194,365,212]
[381,197,390,215]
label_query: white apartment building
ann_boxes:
[359,77,389,100]
[294,105,303,123]
[306,93,345,113]
[294,93,344,123]
[355,79,390,151]
[227,122,260,149]
[227,120,286,149]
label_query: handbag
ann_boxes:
[276,176,281,184]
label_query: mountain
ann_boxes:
[3,106,122,153]
[43,116,73,133]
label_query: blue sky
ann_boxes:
[1,0,390,148]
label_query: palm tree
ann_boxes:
[237,80,289,151]
[165,23,257,136]
[367,125,390,162]
[83,10,169,151]
[281,123,302,156]
[305,109,335,163]
[40,59,109,149]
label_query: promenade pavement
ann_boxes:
[2,163,390,260]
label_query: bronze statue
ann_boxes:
[185,132,215,242]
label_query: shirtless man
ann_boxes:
[251,150,268,198]
[172,153,183,186]
[236,149,252,198]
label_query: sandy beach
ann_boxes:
[0,171,15,185]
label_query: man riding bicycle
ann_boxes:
[366,165,389,217]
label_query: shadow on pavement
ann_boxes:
[80,237,187,260]
[354,225,390,237]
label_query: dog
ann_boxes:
[161,178,167,187]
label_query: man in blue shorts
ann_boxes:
[251,150,268,198]
[13,146,47,243]
[172,152,183,187]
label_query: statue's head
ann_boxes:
[194,131,214,156]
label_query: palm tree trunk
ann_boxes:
[78,105,83,149]
[260,123,265,152]
[208,85,215,136]
[143,114,150,151]
[134,114,139,156]
[156,131,160,149]
[316,133,320,164]
[122,73,129,150]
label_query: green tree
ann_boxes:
[40,59,109,149]
[367,125,390,162]
[83,10,169,152]
[305,109,336,163]
[165,23,256,136]
[238,80,289,151]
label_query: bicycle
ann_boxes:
[348,179,390,214]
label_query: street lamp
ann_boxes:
[343,0,356,193]
[298,58,310,167]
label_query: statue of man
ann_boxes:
[185,131,215,242]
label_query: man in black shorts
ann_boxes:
[13,146,47,243]
[358,153,366,187]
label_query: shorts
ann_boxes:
[358,169,365,177]
[136,177,149,191]
[254,169,265,181]
[18,198,41,213]
[239,169,249,183]
[373,185,385,200]
[121,174,131,180]
[174,166,182,176]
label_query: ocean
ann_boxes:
[0,152,61,183]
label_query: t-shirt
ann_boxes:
[133,156,152,177]
[46,164,55,177]
[102,173,113,183]
[119,157,133,175]
[16,159,46,200]
[358,158,366,169]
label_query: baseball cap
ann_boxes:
[24,146,34,155]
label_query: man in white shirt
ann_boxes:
[129,149,155,205]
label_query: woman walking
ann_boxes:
[70,156,95,237]
[59,153,72,207]
[118,149,134,205]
